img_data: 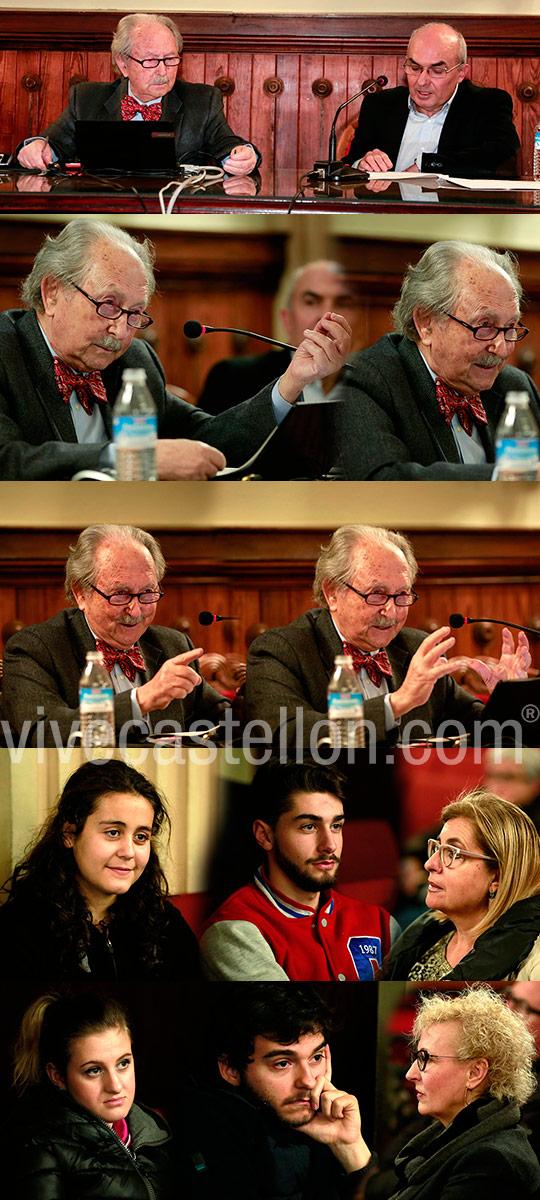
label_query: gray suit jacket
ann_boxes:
[245,607,484,749]
[332,333,540,480]
[0,607,229,747]
[21,77,260,167]
[0,309,277,479]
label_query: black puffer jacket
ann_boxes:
[10,1086,175,1199]
[384,896,540,980]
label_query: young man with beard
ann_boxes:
[178,985,375,1200]
[199,762,397,980]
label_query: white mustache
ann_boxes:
[474,353,505,367]
[95,335,123,352]
[152,77,169,85]
[370,617,399,628]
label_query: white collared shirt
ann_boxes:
[395,86,459,172]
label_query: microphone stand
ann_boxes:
[308,76,387,184]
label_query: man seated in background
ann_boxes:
[197,260,362,479]
[345,22,519,178]
[16,13,259,176]
[0,218,350,479]
[245,524,531,749]
[200,761,397,980]
[483,749,540,833]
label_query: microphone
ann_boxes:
[199,611,239,625]
[310,75,388,183]
[184,321,296,352]
[449,613,539,637]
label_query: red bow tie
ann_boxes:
[53,357,107,417]
[435,378,487,437]
[342,642,392,688]
[121,94,163,122]
[95,639,146,683]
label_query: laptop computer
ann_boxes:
[75,120,177,174]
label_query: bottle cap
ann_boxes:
[505,392,530,405]
[121,368,147,383]
[334,654,353,667]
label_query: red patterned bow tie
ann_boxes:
[53,357,107,417]
[435,377,487,437]
[121,94,163,122]
[95,639,146,683]
[342,642,392,688]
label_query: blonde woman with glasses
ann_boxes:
[384,792,540,980]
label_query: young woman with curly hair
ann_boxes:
[0,758,199,980]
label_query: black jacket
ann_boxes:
[384,896,540,981]
[0,887,200,981]
[9,1087,175,1199]
[345,79,520,177]
[390,1096,540,1200]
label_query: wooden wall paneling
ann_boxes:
[226,52,256,152]
[297,54,325,168]
[0,49,17,151]
[275,53,300,171]
[250,52,278,176]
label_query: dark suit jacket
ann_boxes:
[198,347,338,478]
[0,607,229,747]
[20,77,260,167]
[332,333,540,480]
[345,79,520,176]
[245,607,483,749]
[0,309,278,479]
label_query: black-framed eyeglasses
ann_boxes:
[72,284,153,330]
[443,312,529,343]
[426,838,497,869]
[404,58,465,79]
[344,583,419,607]
[127,54,181,69]
[409,1049,468,1072]
[88,583,164,607]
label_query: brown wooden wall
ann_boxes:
[1,528,540,670]
[1,14,540,175]
[2,219,540,397]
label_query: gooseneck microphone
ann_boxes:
[449,613,539,637]
[310,75,388,183]
[199,611,239,625]
[184,321,296,352]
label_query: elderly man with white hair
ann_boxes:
[0,219,350,479]
[16,12,259,176]
[333,240,540,480]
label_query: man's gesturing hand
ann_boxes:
[461,627,531,693]
[136,646,203,714]
[302,1047,371,1174]
[277,312,352,404]
[390,626,461,720]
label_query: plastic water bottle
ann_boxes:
[495,392,540,481]
[113,368,157,481]
[327,655,365,748]
[79,652,115,747]
[534,121,540,180]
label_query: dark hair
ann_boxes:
[14,992,131,1094]
[2,760,172,973]
[216,985,333,1072]
[252,760,347,827]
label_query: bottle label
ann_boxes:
[113,414,158,447]
[535,130,540,149]
[80,686,114,710]
[328,693,364,719]
[495,436,539,467]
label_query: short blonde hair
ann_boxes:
[413,986,536,1106]
[438,790,540,938]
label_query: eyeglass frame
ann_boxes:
[127,54,181,69]
[426,837,498,869]
[343,583,419,607]
[409,1048,471,1072]
[403,58,465,79]
[443,312,529,343]
[71,283,153,330]
[87,583,164,607]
